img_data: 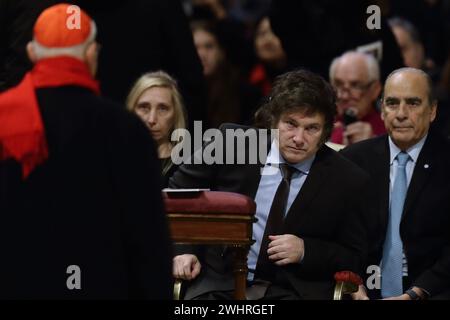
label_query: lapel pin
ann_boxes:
[424,164,430,169]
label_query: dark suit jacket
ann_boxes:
[169,124,370,299]
[341,131,450,298]
[0,85,172,299]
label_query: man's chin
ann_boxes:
[282,149,307,164]
[392,130,413,140]
[338,104,358,112]
[393,126,413,132]
[391,133,415,147]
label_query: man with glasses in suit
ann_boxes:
[329,51,385,146]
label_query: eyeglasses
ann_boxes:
[333,80,374,96]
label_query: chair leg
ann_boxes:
[333,282,344,300]
[232,245,249,300]
[174,279,183,300]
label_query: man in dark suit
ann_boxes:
[169,70,370,299]
[0,4,172,299]
[342,67,450,300]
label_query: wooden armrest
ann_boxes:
[333,271,363,300]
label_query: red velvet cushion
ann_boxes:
[334,271,363,285]
[163,191,256,215]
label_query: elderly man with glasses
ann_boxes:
[329,51,386,146]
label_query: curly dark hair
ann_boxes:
[259,69,337,143]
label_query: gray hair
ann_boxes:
[329,51,380,83]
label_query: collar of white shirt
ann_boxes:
[388,134,428,166]
[266,139,315,175]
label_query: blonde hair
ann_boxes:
[126,71,187,145]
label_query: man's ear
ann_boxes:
[430,101,438,123]
[84,42,99,76]
[381,103,386,121]
[26,42,38,63]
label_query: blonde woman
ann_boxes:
[127,71,187,186]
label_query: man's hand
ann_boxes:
[343,121,374,145]
[173,254,201,280]
[267,234,304,266]
[382,287,426,300]
[351,285,370,300]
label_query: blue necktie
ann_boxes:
[381,152,410,298]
